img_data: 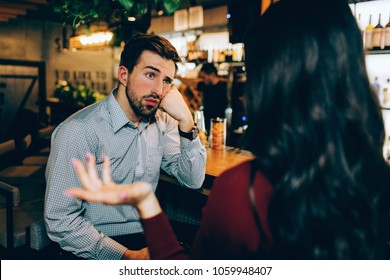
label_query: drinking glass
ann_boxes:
[210,117,227,150]
[193,110,208,146]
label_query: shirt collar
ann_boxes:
[107,88,131,133]
[106,88,156,133]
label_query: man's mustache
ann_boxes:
[143,94,160,100]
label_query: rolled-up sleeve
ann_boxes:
[159,116,206,189]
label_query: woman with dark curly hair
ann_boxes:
[67,0,390,259]
[243,0,390,259]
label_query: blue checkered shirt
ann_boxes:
[44,89,206,259]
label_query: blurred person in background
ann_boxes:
[179,63,228,132]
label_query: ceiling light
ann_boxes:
[69,31,113,50]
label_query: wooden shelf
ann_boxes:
[366,50,390,55]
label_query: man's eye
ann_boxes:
[163,79,172,85]
[146,73,154,79]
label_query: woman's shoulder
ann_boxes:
[213,160,252,191]
[217,160,252,180]
[214,160,272,193]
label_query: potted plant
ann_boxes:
[49,80,106,124]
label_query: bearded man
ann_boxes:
[44,33,206,260]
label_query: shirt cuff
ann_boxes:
[180,136,203,154]
[98,235,128,260]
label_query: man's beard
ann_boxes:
[125,85,160,118]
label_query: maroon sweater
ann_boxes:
[142,160,274,259]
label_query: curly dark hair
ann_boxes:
[244,0,390,259]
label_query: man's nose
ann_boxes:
[152,79,165,97]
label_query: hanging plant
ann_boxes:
[49,0,184,47]
[163,0,182,15]
[118,0,182,16]
[49,0,112,30]
[50,0,183,28]
[117,0,135,11]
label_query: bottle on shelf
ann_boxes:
[384,136,390,161]
[365,14,374,50]
[384,12,390,50]
[216,49,225,63]
[225,47,233,62]
[232,43,244,62]
[372,76,381,96]
[372,13,384,50]
[357,13,364,40]
[382,78,390,107]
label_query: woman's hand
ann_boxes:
[66,153,162,219]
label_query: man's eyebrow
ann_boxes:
[145,65,160,73]
[145,65,173,82]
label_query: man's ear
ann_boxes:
[118,66,128,87]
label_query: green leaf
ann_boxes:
[52,5,63,13]
[84,26,91,36]
[135,1,148,15]
[163,0,182,15]
[118,0,135,11]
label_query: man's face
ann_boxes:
[199,71,213,86]
[125,50,175,118]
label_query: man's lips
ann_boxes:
[144,98,159,106]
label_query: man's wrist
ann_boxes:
[178,119,194,132]
[178,123,199,141]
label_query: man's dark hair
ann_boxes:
[200,63,218,76]
[120,33,181,73]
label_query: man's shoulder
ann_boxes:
[54,101,107,136]
[66,100,106,124]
